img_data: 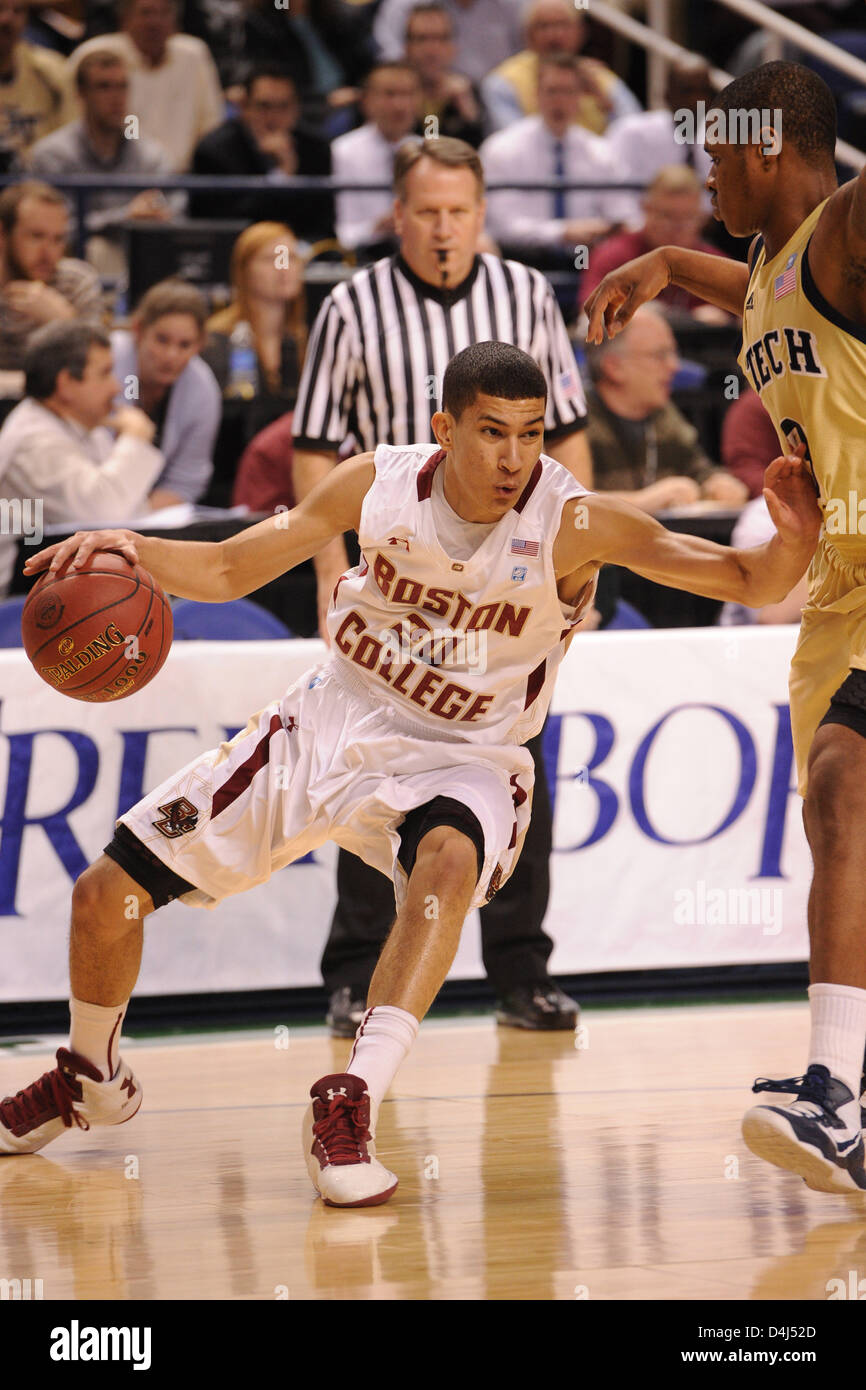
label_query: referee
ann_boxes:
[293,136,591,1035]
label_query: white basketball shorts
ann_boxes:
[118,659,535,913]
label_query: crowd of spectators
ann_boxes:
[0,0,846,633]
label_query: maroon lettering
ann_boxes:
[353,634,382,670]
[335,610,365,654]
[391,662,415,695]
[420,587,454,618]
[392,576,424,606]
[467,602,499,631]
[460,694,494,722]
[429,681,472,719]
[373,553,396,598]
[494,603,531,637]
[451,591,473,627]
[408,668,444,709]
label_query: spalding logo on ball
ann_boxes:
[22,551,173,702]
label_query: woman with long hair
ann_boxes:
[204,220,307,421]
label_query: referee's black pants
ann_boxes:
[320,727,554,997]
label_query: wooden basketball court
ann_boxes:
[1,1000,863,1301]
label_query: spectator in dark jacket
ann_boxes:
[191,65,333,243]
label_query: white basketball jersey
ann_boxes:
[327,442,594,745]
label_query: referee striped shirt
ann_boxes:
[293,252,587,452]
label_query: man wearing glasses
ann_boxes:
[584,303,747,512]
[191,63,332,242]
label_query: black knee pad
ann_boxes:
[103,823,196,910]
[818,668,866,742]
[397,796,485,885]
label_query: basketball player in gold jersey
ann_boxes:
[586,60,866,1194]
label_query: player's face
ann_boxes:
[62,345,121,428]
[135,313,203,389]
[705,140,757,238]
[395,161,486,289]
[433,392,546,523]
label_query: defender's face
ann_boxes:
[434,393,546,523]
[705,140,757,238]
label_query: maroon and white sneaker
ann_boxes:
[302,1073,398,1207]
[0,1048,142,1155]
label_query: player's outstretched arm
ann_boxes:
[24,454,377,601]
[558,450,821,606]
[583,247,750,343]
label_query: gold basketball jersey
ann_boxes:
[739,196,866,561]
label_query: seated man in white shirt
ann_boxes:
[0,321,164,597]
[480,54,634,266]
[332,61,422,254]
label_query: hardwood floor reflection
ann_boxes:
[1,1002,864,1300]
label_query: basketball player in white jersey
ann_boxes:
[2,341,819,1207]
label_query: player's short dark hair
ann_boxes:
[25,322,111,401]
[442,342,547,419]
[714,61,836,166]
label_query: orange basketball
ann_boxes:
[21,551,173,702]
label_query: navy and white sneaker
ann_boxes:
[742,1065,866,1194]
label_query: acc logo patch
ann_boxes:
[511,565,527,583]
[152,796,199,839]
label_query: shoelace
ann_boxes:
[0,1062,89,1134]
[313,1093,370,1166]
[752,1071,829,1106]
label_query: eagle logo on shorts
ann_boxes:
[152,797,199,839]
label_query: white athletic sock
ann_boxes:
[69,998,129,1081]
[346,1005,419,1110]
[807,982,866,1108]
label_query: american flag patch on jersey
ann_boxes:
[511,538,540,556]
[774,254,797,299]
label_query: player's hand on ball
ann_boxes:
[762,445,822,548]
[23,529,142,577]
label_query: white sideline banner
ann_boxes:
[0,626,808,1002]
